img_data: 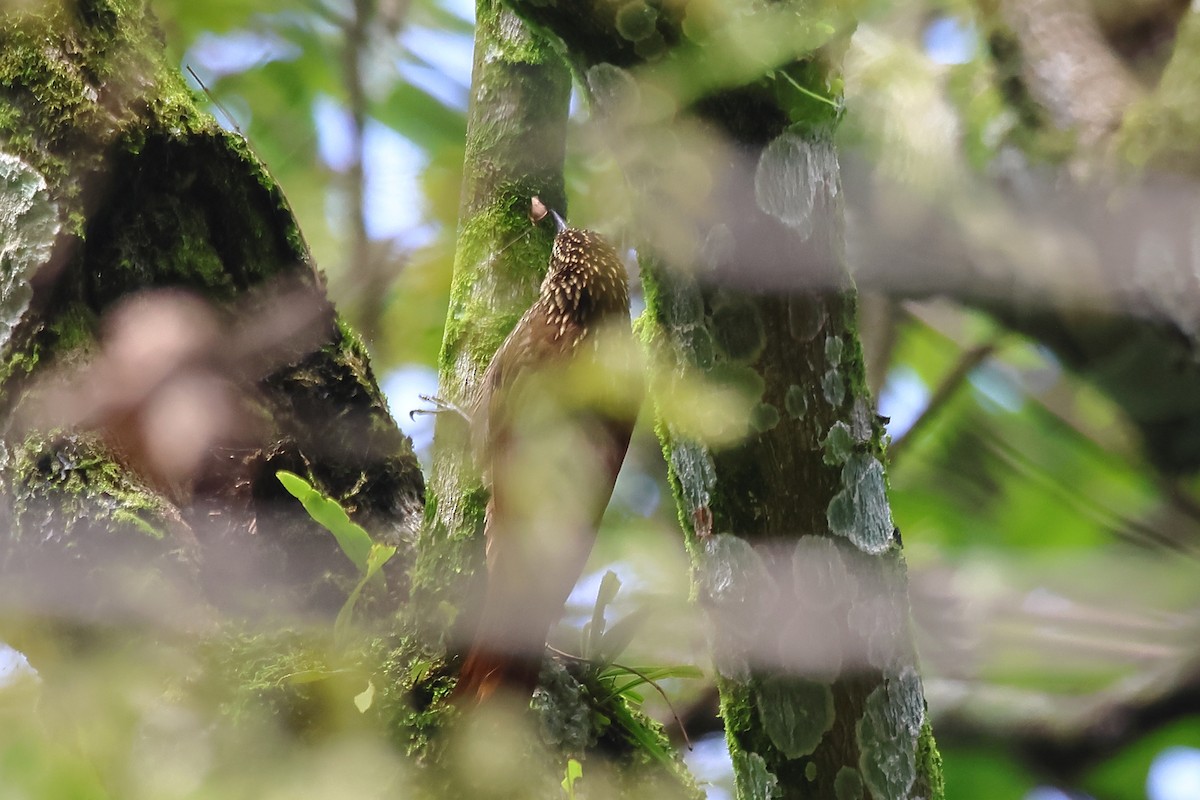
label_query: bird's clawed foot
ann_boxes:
[409,393,471,423]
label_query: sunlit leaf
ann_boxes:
[561,758,583,799]
[276,470,373,572]
[354,680,376,713]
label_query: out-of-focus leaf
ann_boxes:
[1084,718,1200,800]
[154,0,292,39]
[598,606,652,665]
[939,748,1033,800]
[409,0,474,36]
[334,543,398,642]
[376,82,467,153]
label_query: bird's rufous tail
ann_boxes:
[451,647,541,705]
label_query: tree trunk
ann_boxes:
[407,0,571,641]
[504,3,945,797]
[0,0,422,636]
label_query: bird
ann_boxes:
[452,200,640,705]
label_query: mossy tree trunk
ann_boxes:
[406,0,571,641]
[496,2,944,797]
[0,0,422,639]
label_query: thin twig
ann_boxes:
[185,65,242,134]
[341,0,383,343]
[887,339,999,464]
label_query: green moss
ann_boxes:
[732,750,779,800]
[112,508,165,539]
[717,679,753,734]
[46,305,97,354]
[8,431,182,557]
[195,630,459,757]
[0,0,171,225]
[1117,12,1200,172]
[915,718,945,800]
[650,415,701,559]
[1,346,38,386]
[439,195,551,374]
[476,0,559,65]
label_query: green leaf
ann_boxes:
[407,660,431,684]
[333,543,398,643]
[283,669,339,684]
[607,700,673,766]
[596,570,622,608]
[586,571,622,659]
[598,664,704,705]
[276,471,373,573]
[597,607,652,665]
[365,542,398,578]
[354,681,375,713]
[376,81,466,153]
[601,664,706,682]
[560,758,583,799]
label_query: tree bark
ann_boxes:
[507,2,945,797]
[406,0,571,642]
[0,0,422,632]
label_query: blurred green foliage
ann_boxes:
[4,0,1200,797]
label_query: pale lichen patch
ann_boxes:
[792,535,854,609]
[822,421,855,466]
[753,131,839,240]
[751,402,780,433]
[847,591,905,670]
[787,294,826,341]
[615,1,658,42]
[822,368,845,407]
[824,334,844,366]
[834,766,865,800]
[733,751,780,800]
[586,61,640,118]
[850,398,874,443]
[671,439,716,520]
[754,675,835,759]
[857,669,924,800]
[0,153,59,358]
[784,384,808,419]
[826,454,892,554]
[701,223,735,273]
[711,293,767,363]
[699,534,776,680]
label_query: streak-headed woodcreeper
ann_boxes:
[453,201,640,704]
